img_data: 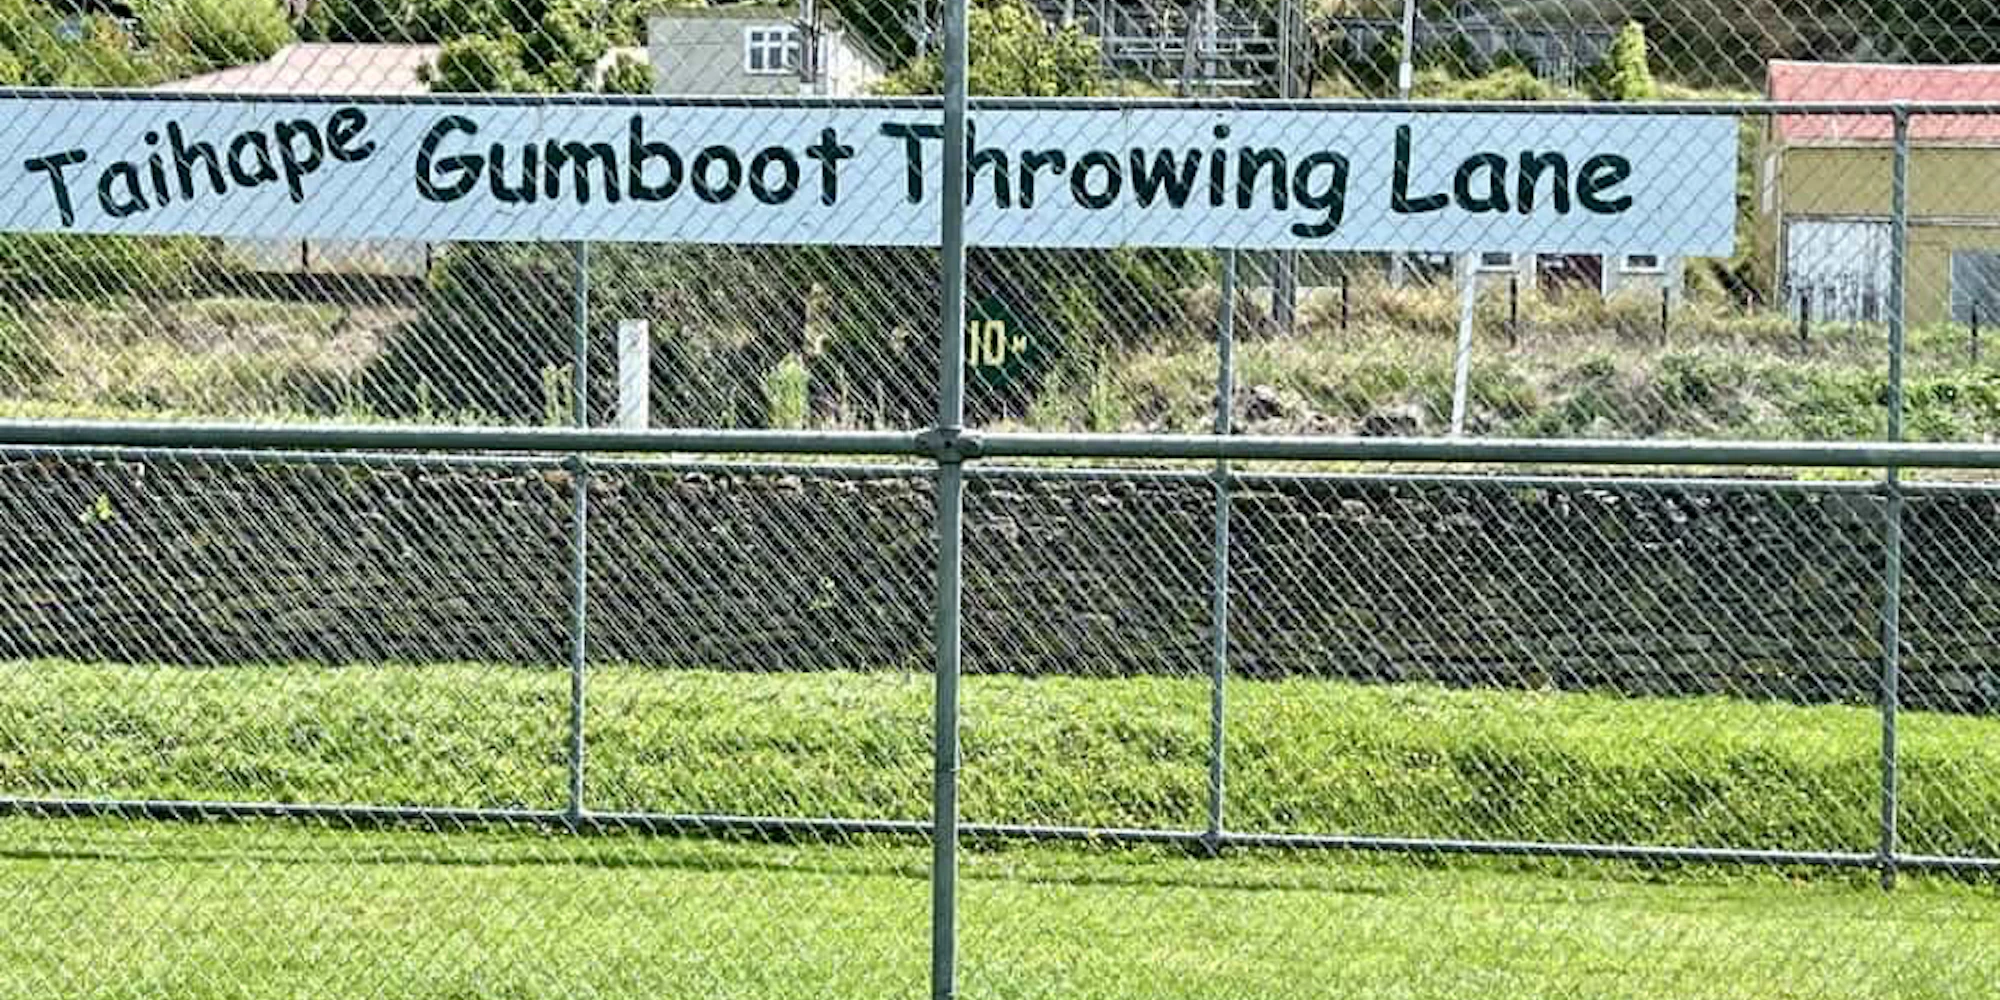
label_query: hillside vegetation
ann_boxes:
[6,273,1983,445]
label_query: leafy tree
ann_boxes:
[828,0,922,70]
[0,0,197,86]
[304,0,613,92]
[378,0,1197,429]
[302,0,418,43]
[419,33,541,92]
[0,0,64,80]
[370,243,822,426]
[366,243,575,423]
[137,0,295,70]
[599,50,653,93]
[518,0,606,91]
[875,0,1100,96]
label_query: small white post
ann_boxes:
[1451,255,1477,436]
[616,319,650,430]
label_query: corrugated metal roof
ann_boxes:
[1770,60,2000,143]
[157,43,443,96]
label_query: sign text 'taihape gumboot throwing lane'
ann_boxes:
[0,96,1737,253]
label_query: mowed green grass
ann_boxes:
[0,818,1995,999]
[4,660,2000,855]
[3,662,2000,997]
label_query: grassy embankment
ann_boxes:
[4,660,2000,998]
[5,661,2000,856]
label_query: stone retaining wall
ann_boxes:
[4,456,1995,712]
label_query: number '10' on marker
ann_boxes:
[966,319,1025,369]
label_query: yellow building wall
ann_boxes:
[1765,144,2000,325]
[1779,146,2000,218]
[1908,224,2000,327]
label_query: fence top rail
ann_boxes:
[0,88,1993,117]
[0,420,928,458]
[14,419,2000,471]
[974,432,2000,470]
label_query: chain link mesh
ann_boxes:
[4,0,2000,997]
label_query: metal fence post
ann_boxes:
[1206,250,1236,855]
[1973,302,1982,364]
[1879,109,1910,890]
[1508,274,1519,349]
[932,0,970,994]
[566,241,591,826]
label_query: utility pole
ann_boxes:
[1271,0,1301,336]
[1388,0,1418,287]
[797,0,820,95]
[1175,0,1206,96]
[908,0,933,58]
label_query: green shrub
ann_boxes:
[1600,22,1657,102]
[0,234,213,296]
[0,316,52,390]
[365,244,572,423]
[763,354,810,429]
[1487,49,1534,76]
[370,243,815,426]
[66,15,198,86]
[0,0,63,82]
[1339,37,1402,97]
[1416,32,1483,79]
[1083,357,1132,432]
[139,0,294,70]
[1418,65,1569,101]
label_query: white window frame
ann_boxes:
[744,25,800,75]
[1476,251,1516,272]
[1622,253,1664,273]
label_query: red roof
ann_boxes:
[1771,61,2000,143]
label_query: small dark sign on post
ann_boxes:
[965,295,1037,386]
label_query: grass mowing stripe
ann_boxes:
[4,660,1999,856]
[0,819,1994,999]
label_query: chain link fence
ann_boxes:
[4,0,2000,998]
[0,0,1994,448]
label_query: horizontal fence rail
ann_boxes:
[22,419,2000,470]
